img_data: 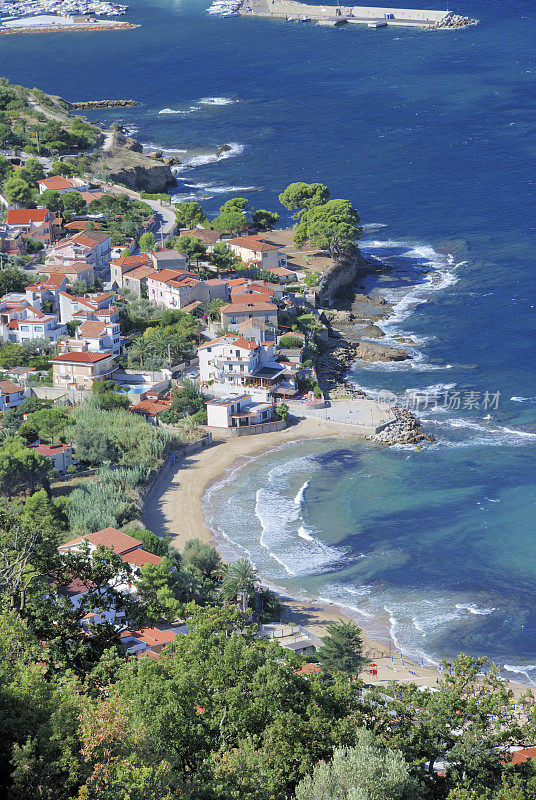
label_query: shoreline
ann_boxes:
[141,421,532,697]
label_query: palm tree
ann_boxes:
[222,558,258,613]
[129,337,149,368]
[205,298,225,323]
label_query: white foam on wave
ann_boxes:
[317,582,375,619]
[511,396,536,403]
[142,141,187,153]
[455,603,496,615]
[159,106,200,114]
[294,480,309,506]
[199,96,238,105]
[503,664,536,686]
[426,417,536,448]
[173,142,245,172]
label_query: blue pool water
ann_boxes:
[2,0,536,677]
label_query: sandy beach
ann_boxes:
[142,419,532,701]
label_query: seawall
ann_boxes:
[240,1,455,27]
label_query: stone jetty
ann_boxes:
[240,1,477,29]
[69,100,139,110]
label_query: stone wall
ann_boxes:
[242,0,450,24]
[200,420,286,437]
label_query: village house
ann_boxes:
[25,275,68,314]
[110,254,154,292]
[51,348,116,390]
[149,249,188,271]
[46,230,112,275]
[220,300,279,332]
[205,394,275,430]
[226,235,287,271]
[58,291,117,324]
[42,261,95,287]
[5,208,60,248]
[266,265,299,283]
[38,175,91,195]
[237,316,277,345]
[0,379,26,413]
[198,334,287,400]
[129,397,172,424]
[229,278,284,303]
[147,269,208,310]
[180,228,223,253]
[120,627,178,658]
[5,310,67,345]
[76,319,122,355]
[30,442,73,472]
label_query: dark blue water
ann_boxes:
[3,0,536,679]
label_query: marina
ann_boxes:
[0,0,128,18]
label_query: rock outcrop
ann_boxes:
[106,163,176,192]
[374,409,435,446]
[354,341,410,362]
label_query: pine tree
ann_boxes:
[317,619,364,675]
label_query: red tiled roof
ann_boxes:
[229,338,259,351]
[59,527,142,556]
[45,263,93,275]
[30,443,71,458]
[221,301,277,314]
[130,627,177,646]
[110,254,152,268]
[67,230,110,247]
[0,379,22,394]
[130,399,171,417]
[510,748,536,765]
[38,175,74,191]
[148,268,194,284]
[227,235,279,252]
[64,220,103,231]
[123,265,157,281]
[78,321,108,338]
[52,351,113,364]
[122,549,163,568]
[7,208,48,225]
[181,228,222,245]
[26,274,67,291]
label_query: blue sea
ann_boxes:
[3,0,536,680]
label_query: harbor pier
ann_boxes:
[239,1,475,28]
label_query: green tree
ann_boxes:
[18,406,69,444]
[91,380,131,411]
[175,200,207,229]
[18,157,45,184]
[0,436,52,497]
[0,268,29,295]
[275,402,289,423]
[219,197,249,215]
[39,188,62,212]
[295,729,425,800]
[208,241,241,271]
[204,298,226,322]
[183,538,221,577]
[279,182,331,218]
[3,173,34,207]
[139,231,157,252]
[126,528,169,558]
[222,558,258,612]
[316,620,364,675]
[136,556,184,622]
[252,208,279,231]
[294,198,362,258]
[175,235,207,268]
[61,190,86,216]
[211,210,248,234]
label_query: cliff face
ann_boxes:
[92,129,176,193]
[106,163,176,193]
[317,247,366,306]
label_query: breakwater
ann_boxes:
[69,99,139,109]
[240,1,475,28]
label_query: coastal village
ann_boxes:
[1,79,535,800]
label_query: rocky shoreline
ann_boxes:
[316,254,435,446]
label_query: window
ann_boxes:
[20,325,29,332]
[262,410,267,419]
[34,326,43,332]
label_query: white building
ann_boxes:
[76,319,122,355]
[198,334,287,401]
[46,230,112,274]
[206,394,275,429]
[0,379,26,412]
[226,235,287,271]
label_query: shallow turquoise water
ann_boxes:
[2,0,536,678]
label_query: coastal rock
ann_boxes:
[354,341,410,362]
[107,163,176,192]
[358,322,385,339]
[217,144,232,156]
[374,409,435,446]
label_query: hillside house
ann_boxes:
[0,379,25,413]
[51,349,116,390]
[226,235,287,271]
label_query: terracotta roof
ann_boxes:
[79,191,108,204]
[7,208,48,225]
[59,527,142,555]
[38,175,74,191]
[67,230,111,247]
[110,254,152,268]
[204,278,227,286]
[60,577,93,597]
[78,321,108,338]
[181,228,222,245]
[198,334,241,350]
[122,549,163,567]
[52,351,113,364]
[510,748,536,765]
[227,235,279,252]
[30,443,71,457]
[26,274,67,290]
[45,263,93,275]
[151,249,187,261]
[269,266,297,275]
[130,627,177,646]
[148,268,194,284]
[294,663,322,675]
[130,399,171,416]
[229,338,259,351]
[221,301,277,314]
[123,264,157,281]
[64,220,103,231]
[0,379,22,394]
